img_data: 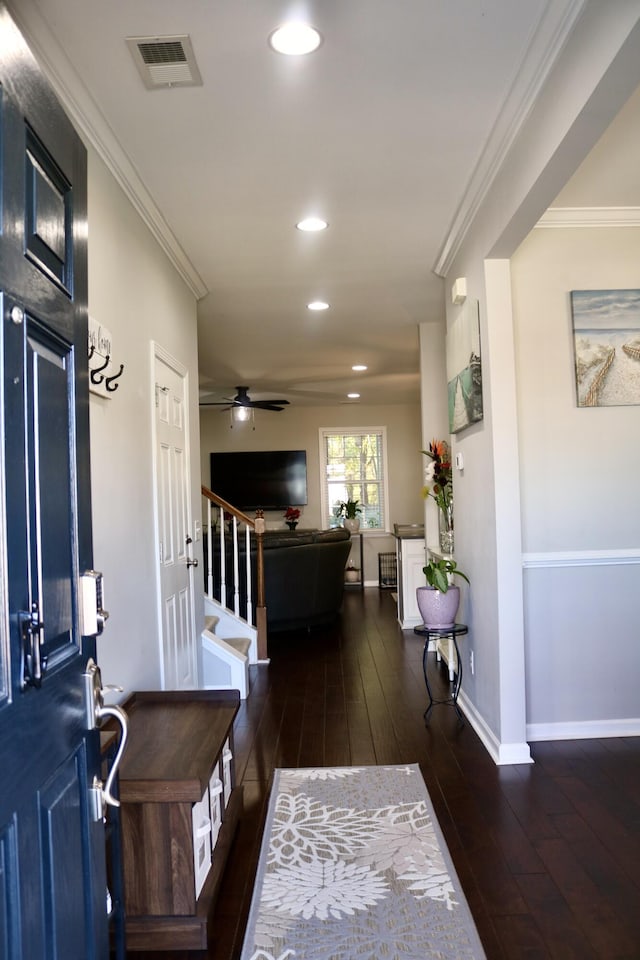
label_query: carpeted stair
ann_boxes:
[201,615,251,699]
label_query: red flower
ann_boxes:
[284,506,301,521]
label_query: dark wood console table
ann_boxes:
[116,690,241,951]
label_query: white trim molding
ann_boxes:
[536,206,640,228]
[458,691,533,766]
[528,717,640,741]
[523,548,640,568]
[433,0,588,277]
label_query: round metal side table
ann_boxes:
[413,623,468,724]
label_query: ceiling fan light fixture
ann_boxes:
[296,217,328,232]
[232,405,252,423]
[269,23,322,56]
[352,364,367,371]
[307,300,329,311]
[347,393,360,400]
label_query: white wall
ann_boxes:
[200,401,423,583]
[436,3,640,762]
[88,148,201,695]
[512,224,640,735]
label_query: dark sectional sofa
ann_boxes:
[261,527,352,631]
[206,527,352,632]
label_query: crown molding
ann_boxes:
[6,0,208,301]
[536,206,640,227]
[433,0,589,278]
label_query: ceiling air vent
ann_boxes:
[126,35,202,89]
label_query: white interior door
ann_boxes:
[153,348,198,689]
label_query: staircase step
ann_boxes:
[225,637,252,658]
[205,615,219,633]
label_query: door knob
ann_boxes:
[186,557,199,568]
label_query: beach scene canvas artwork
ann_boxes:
[571,289,640,407]
[446,298,483,433]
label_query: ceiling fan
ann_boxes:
[199,385,290,413]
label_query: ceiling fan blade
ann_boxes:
[199,387,289,411]
[249,401,289,410]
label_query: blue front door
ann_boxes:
[0,8,109,958]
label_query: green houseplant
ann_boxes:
[423,557,469,594]
[335,498,361,520]
[334,498,362,532]
[417,558,469,628]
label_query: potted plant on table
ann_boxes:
[334,498,362,532]
[284,506,301,530]
[416,557,469,628]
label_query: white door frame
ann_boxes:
[150,342,198,689]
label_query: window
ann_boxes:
[319,427,389,531]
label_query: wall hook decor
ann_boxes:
[88,317,125,398]
[90,353,111,385]
[105,364,125,392]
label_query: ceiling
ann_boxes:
[13,1,636,410]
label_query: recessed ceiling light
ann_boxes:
[308,301,329,311]
[296,217,328,232]
[352,364,367,372]
[347,393,360,400]
[269,23,322,56]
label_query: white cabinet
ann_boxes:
[395,532,426,628]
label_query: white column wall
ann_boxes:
[437,2,640,760]
[512,224,640,737]
[88,148,201,695]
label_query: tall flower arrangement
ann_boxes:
[422,439,455,553]
[421,439,452,516]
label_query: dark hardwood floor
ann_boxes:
[130,588,640,960]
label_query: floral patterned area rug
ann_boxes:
[240,764,486,960]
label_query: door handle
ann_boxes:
[186,557,199,568]
[19,601,47,690]
[84,659,128,815]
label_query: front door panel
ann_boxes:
[0,8,108,958]
[25,319,76,663]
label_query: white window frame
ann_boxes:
[318,426,390,532]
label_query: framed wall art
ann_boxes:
[570,289,640,407]
[446,298,483,433]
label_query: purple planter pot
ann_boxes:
[416,585,460,628]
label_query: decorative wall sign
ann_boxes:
[571,289,640,407]
[88,316,125,397]
[446,298,483,433]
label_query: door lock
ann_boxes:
[79,571,109,636]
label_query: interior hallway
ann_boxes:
[132,587,640,960]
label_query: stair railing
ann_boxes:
[201,485,267,661]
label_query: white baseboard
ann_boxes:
[458,691,533,765]
[527,717,640,741]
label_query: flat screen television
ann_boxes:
[210,450,308,510]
